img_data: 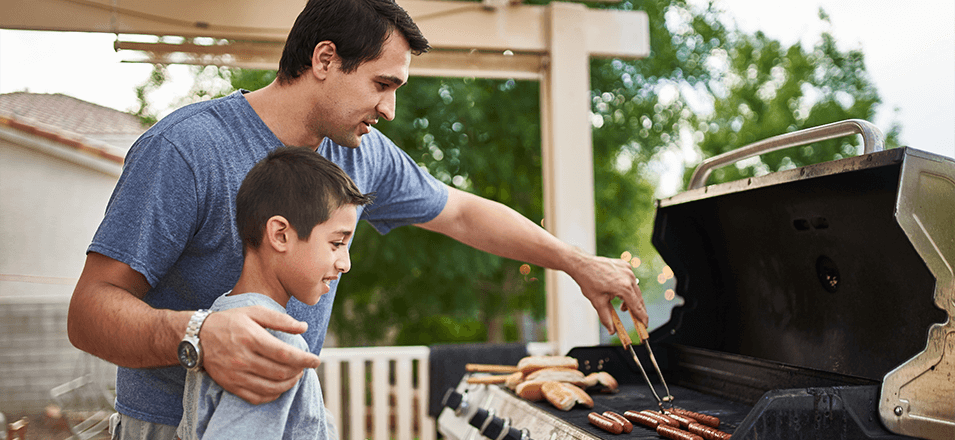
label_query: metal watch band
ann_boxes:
[185,309,212,340]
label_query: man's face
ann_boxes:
[309,32,411,148]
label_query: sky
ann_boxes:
[1,0,953,159]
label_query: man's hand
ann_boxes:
[566,250,648,334]
[200,306,322,405]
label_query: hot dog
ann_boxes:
[666,412,697,428]
[623,410,659,429]
[640,410,680,428]
[669,408,721,428]
[688,422,732,440]
[588,412,623,434]
[657,424,704,440]
[602,411,633,433]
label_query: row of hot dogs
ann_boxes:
[588,407,731,440]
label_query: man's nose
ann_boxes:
[377,92,396,121]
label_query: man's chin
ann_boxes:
[330,134,362,149]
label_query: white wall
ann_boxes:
[0,133,120,413]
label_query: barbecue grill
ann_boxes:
[437,120,955,440]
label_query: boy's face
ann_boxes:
[282,204,358,306]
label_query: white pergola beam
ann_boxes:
[1,0,649,58]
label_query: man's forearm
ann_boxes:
[68,254,189,368]
[419,188,582,272]
[68,285,189,368]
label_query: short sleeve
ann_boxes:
[88,134,199,288]
[342,131,448,235]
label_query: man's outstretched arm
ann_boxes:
[67,252,322,404]
[417,187,648,333]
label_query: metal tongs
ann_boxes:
[610,307,674,412]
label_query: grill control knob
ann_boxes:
[496,421,529,440]
[482,415,506,440]
[442,389,463,410]
[468,408,492,432]
[472,412,532,440]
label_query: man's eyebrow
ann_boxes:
[336,229,354,238]
[377,74,405,88]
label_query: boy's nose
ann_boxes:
[337,251,351,273]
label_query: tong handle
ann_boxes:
[633,319,650,342]
[610,309,632,348]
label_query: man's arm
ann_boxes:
[67,252,322,404]
[417,187,648,332]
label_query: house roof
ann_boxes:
[0,92,145,135]
[0,92,150,165]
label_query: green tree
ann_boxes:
[158,0,898,347]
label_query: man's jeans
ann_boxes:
[109,413,177,440]
[108,411,339,439]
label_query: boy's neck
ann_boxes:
[231,251,292,308]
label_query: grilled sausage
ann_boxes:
[688,422,732,440]
[666,412,698,428]
[623,410,659,429]
[640,410,680,428]
[657,424,704,440]
[670,408,721,428]
[602,411,633,433]
[588,412,623,434]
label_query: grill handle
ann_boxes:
[688,119,885,190]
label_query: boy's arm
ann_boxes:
[417,187,648,332]
[68,252,322,404]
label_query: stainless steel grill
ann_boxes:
[437,120,955,440]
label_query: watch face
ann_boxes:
[178,341,199,369]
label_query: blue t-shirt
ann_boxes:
[89,91,448,426]
[178,292,330,440]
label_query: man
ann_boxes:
[68,0,647,437]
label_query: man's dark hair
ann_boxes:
[236,147,374,249]
[277,0,430,83]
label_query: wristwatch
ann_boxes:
[178,309,212,371]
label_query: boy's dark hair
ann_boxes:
[236,147,374,250]
[277,0,430,83]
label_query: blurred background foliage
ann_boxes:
[142,0,899,347]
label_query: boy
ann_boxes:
[177,146,373,439]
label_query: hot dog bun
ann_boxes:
[541,381,593,411]
[516,355,579,374]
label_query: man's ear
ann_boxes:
[311,41,338,80]
[265,215,293,252]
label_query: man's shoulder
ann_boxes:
[149,92,251,134]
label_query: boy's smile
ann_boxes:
[281,204,358,306]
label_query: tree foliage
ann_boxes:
[155,0,898,347]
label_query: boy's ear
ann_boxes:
[265,215,293,252]
[311,41,337,80]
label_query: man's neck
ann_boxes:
[244,80,324,149]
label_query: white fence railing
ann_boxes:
[319,346,434,440]
[318,342,554,440]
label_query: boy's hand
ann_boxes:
[200,306,322,405]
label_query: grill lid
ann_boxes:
[650,120,955,438]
